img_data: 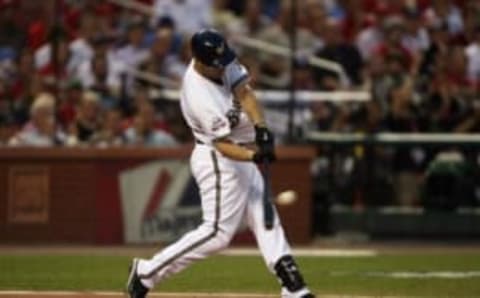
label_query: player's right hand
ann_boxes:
[252,148,276,164]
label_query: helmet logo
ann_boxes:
[216,43,225,55]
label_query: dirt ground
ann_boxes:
[0,242,479,256]
[0,292,385,298]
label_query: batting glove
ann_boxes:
[255,124,274,147]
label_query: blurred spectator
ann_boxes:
[212,0,238,33]
[256,0,317,88]
[386,67,414,119]
[336,0,364,42]
[384,78,424,205]
[176,36,193,71]
[465,26,480,86]
[455,100,480,133]
[68,13,99,75]
[419,21,450,77]
[57,81,82,129]
[315,18,363,87]
[292,60,316,90]
[139,27,184,84]
[373,16,416,74]
[463,1,480,42]
[9,49,41,124]
[36,35,72,92]
[306,0,327,46]
[423,0,464,36]
[355,2,390,61]
[125,101,177,147]
[226,0,271,36]
[76,50,124,104]
[423,56,467,132]
[67,90,102,145]
[0,79,14,126]
[91,107,126,147]
[8,93,65,146]
[0,1,25,51]
[152,0,213,34]
[115,20,149,69]
[402,8,430,58]
[444,46,475,97]
[24,1,51,50]
[323,0,348,22]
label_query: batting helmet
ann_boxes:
[191,29,236,68]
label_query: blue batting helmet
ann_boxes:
[191,29,236,68]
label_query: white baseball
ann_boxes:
[276,190,298,205]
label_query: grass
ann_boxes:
[1,253,480,296]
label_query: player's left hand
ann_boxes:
[253,125,276,163]
[254,125,274,148]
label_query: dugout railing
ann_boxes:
[306,131,480,238]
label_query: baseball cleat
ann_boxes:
[126,258,149,298]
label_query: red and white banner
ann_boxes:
[119,160,202,243]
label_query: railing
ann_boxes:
[306,131,480,210]
[306,132,480,146]
[143,88,371,103]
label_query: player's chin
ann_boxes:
[209,67,225,77]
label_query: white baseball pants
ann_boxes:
[136,143,292,288]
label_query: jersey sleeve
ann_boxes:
[223,60,249,91]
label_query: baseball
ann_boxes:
[276,190,298,205]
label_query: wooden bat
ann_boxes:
[262,159,274,230]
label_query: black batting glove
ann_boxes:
[253,125,276,163]
[254,125,274,148]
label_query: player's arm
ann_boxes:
[233,82,276,163]
[224,61,275,162]
[233,82,266,127]
[213,138,256,162]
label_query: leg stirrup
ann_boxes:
[274,255,306,293]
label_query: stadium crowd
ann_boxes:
[1,0,479,146]
[0,0,479,207]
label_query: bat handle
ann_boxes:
[263,159,274,230]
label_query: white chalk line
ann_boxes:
[221,248,377,257]
[329,270,480,279]
[0,292,395,298]
[369,271,480,279]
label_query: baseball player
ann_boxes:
[127,29,314,298]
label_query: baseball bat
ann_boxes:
[263,159,274,230]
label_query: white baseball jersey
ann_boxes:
[179,60,255,145]
[135,59,310,298]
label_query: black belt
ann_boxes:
[196,139,253,147]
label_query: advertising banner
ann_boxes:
[120,160,202,243]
